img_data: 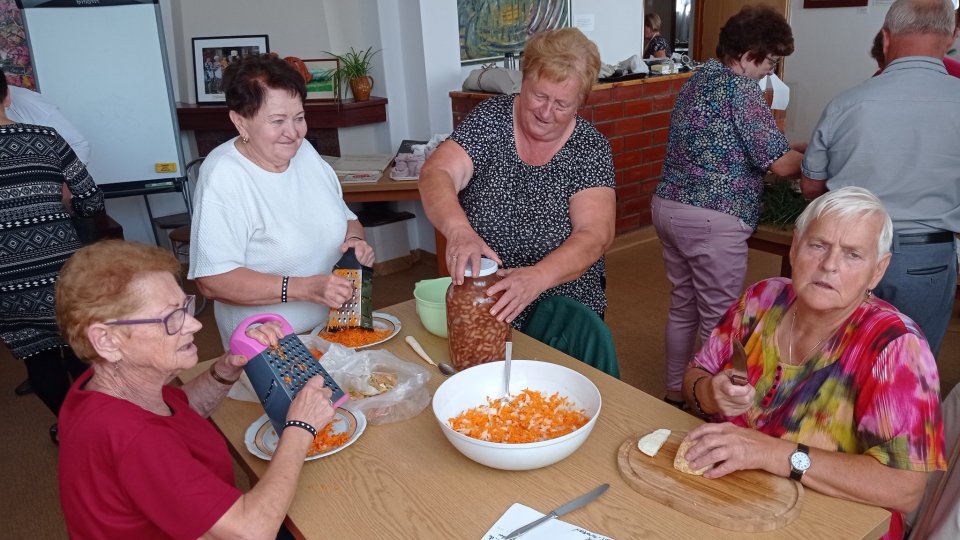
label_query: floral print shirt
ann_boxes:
[656,59,790,228]
[643,35,670,58]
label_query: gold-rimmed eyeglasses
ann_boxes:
[105,295,196,335]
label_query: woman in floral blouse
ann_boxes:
[653,5,805,407]
[680,187,944,540]
[642,13,670,59]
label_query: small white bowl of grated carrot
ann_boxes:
[432,360,601,470]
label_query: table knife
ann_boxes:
[503,483,609,539]
[729,339,749,386]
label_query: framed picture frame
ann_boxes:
[803,0,868,7]
[192,34,269,104]
[302,58,339,101]
[458,0,571,65]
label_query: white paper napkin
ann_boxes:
[482,503,611,540]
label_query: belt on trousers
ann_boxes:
[896,231,955,245]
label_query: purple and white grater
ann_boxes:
[230,313,348,435]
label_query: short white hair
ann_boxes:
[794,186,893,260]
[884,0,956,36]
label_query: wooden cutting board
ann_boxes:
[617,431,803,532]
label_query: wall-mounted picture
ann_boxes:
[302,58,338,100]
[458,0,570,64]
[192,34,269,104]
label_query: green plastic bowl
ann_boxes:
[413,277,451,338]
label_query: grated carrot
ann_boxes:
[320,328,391,348]
[308,348,323,360]
[448,389,589,444]
[307,418,350,456]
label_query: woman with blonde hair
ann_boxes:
[420,27,615,329]
[643,13,671,58]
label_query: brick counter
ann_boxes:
[450,73,692,233]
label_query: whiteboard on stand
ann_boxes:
[19,0,185,244]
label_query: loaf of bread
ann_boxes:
[673,436,710,475]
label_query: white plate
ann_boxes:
[243,405,367,461]
[311,311,402,350]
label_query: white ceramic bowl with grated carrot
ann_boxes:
[431,360,602,470]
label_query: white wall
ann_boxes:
[784,3,887,143]
[115,0,905,245]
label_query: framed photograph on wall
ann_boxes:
[803,0,868,7]
[458,0,571,64]
[192,34,269,104]
[302,58,338,100]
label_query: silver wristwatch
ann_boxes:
[789,443,811,481]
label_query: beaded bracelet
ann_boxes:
[208,362,239,385]
[691,376,710,419]
[284,420,317,439]
[281,275,289,303]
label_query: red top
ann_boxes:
[59,370,241,539]
[943,56,960,78]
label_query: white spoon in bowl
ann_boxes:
[501,340,513,404]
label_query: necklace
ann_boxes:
[788,306,834,366]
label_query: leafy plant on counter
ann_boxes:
[323,46,381,100]
[759,177,808,229]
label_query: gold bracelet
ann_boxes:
[209,362,239,385]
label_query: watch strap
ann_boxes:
[789,443,810,481]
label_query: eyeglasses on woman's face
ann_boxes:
[105,295,196,335]
[766,56,780,70]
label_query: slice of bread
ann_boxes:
[637,428,671,457]
[673,436,710,475]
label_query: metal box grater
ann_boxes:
[326,247,373,330]
[230,313,348,435]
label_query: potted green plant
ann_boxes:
[324,46,381,102]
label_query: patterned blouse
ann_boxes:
[0,124,104,359]
[450,94,615,328]
[656,59,789,228]
[643,35,670,58]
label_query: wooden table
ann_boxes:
[749,224,794,277]
[340,170,449,275]
[189,300,890,539]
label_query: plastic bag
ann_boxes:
[306,337,431,425]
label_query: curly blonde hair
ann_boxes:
[521,28,600,104]
[55,240,181,362]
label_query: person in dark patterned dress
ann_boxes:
[419,28,615,329]
[652,6,805,408]
[643,13,671,59]
[0,69,104,431]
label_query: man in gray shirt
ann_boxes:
[801,0,960,356]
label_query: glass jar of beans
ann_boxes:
[446,257,509,371]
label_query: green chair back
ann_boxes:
[523,295,620,379]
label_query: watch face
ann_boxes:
[791,451,811,471]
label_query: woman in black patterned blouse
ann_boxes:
[643,13,670,59]
[419,28,615,329]
[0,69,104,436]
